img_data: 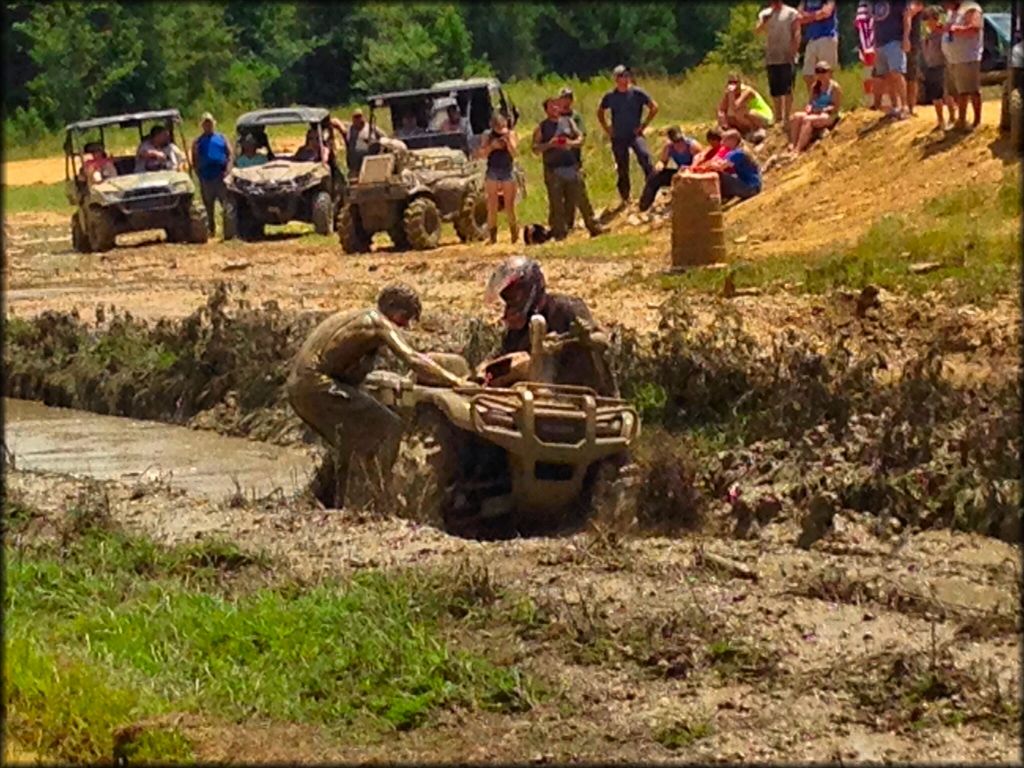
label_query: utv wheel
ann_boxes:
[222,198,239,240]
[1010,90,1023,157]
[389,224,410,251]
[402,197,442,250]
[312,190,333,235]
[238,207,264,241]
[188,205,209,244]
[454,189,489,242]
[88,209,116,252]
[337,204,371,254]
[71,214,90,253]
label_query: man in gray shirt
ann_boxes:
[597,65,659,205]
[756,1,801,126]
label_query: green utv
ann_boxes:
[338,78,524,253]
[65,110,207,252]
[223,107,346,240]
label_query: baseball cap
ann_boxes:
[352,108,364,117]
[666,126,683,143]
[612,64,630,77]
[559,86,574,98]
[200,111,215,125]
[814,60,833,73]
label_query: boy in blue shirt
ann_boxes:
[700,129,762,202]
[191,112,233,237]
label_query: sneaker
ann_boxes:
[588,225,609,238]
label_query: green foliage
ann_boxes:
[705,1,764,75]
[4,182,70,213]
[5,525,534,756]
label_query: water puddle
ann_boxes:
[3,398,313,500]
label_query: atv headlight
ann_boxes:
[171,180,191,193]
[293,173,314,188]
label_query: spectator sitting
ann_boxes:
[234,133,269,168]
[439,104,467,134]
[81,141,117,183]
[787,60,843,154]
[690,127,727,166]
[717,73,775,143]
[698,129,762,202]
[292,127,327,163]
[135,125,185,173]
[638,126,703,212]
[396,112,424,139]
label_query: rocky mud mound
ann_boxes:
[5,284,1019,542]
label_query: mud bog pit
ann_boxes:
[4,398,313,499]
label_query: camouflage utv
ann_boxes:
[338,79,524,253]
[358,315,640,538]
[223,107,345,240]
[64,110,207,252]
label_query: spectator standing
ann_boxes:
[872,0,913,120]
[941,0,984,129]
[797,0,840,95]
[855,0,886,108]
[341,109,382,177]
[190,113,233,238]
[757,1,802,127]
[638,127,702,212]
[717,73,775,140]
[597,65,659,205]
[478,114,520,244]
[922,5,957,129]
[559,87,602,233]
[906,1,926,115]
[534,98,605,240]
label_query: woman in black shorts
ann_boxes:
[478,115,519,244]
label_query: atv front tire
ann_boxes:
[402,197,442,250]
[337,204,372,254]
[71,214,90,253]
[312,191,334,236]
[454,189,489,242]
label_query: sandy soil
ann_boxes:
[8,467,1020,763]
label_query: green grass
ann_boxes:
[657,172,1021,305]
[4,181,72,213]
[5,525,533,761]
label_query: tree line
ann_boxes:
[2,1,869,138]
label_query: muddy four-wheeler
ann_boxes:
[223,107,345,240]
[358,315,640,538]
[64,109,207,252]
[338,79,524,253]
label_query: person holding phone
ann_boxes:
[478,114,520,244]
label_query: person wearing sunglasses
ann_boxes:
[787,59,843,154]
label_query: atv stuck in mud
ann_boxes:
[338,79,524,253]
[64,109,208,252]
[356,316,639,538]
[224,107,345,240]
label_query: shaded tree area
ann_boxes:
[3,0,864,134]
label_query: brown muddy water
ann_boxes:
[3,398,313,499]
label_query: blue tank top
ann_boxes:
[668,138,697,168]
[810,81,836,111]
[196,133,229,180]
[803,0,837,40]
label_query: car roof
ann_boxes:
[235,107,330,128]
[65,109,182,133]
[369,79,501,105]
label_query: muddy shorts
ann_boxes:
[945,61,981,96]
[286,369,402,454]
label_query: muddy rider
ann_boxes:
[482,255,617,396]
[287,284,469,504]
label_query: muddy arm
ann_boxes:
[370,312,469,387]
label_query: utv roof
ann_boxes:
[236,107,329,128]
[369,79,502,105]
[65,109,182,133]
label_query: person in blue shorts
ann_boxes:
[872,0,913,119]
